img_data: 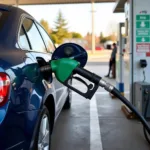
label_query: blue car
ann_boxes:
[0,4,72,150]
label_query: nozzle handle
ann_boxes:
[64,67,101,99]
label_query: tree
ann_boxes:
[100,37,108,43]
[71,32,82,38]
[99,32,103,40]
[99,32,109,43]
[40,19,51,34]
[52,11,71,44]
[50,33,58,44]
[99,32,104,43]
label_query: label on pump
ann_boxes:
[136,14,150,53]
[136,43,150,52]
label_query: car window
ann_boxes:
[23,18,47,53]
[19,26,30,50]
[36,23,55,53]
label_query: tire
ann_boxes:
[33,106,51,150]
[63,88,72,109]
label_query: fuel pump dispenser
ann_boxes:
[123,0,150,105]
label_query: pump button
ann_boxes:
[140,59,147,68]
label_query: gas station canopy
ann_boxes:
[1,0,115,5]
[113,0,126,13]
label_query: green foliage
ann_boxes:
[99,32,113,43]
[50,33,58,44]
[53,11,71,44]
[99,32,104,41]
[100,37,107,43]
[71,32,82,38]
[40,11,83,44]
[100,32,109,43]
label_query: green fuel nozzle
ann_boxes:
[40,58,101,99]
[51,58,80,83]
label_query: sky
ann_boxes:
[20,3,125,37]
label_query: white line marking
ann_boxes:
[90,95,103,150]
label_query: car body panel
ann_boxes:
[0,4,68,150]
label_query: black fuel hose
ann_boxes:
[111,88,150,142]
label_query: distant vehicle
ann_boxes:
[104,40,113,50]
[0,4,71,150]
[95,46,104,51]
